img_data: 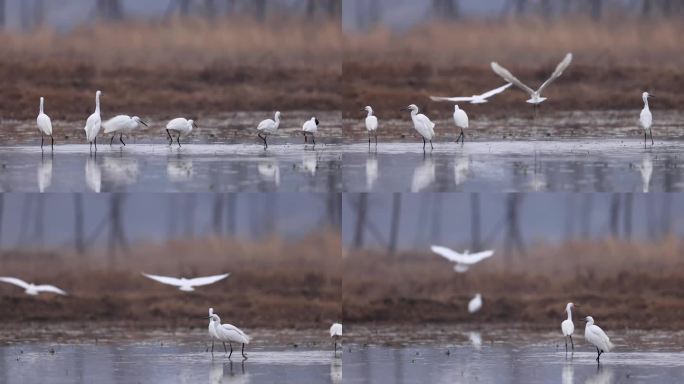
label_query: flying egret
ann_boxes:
[166,118,196,147]
[256,111,280,149]
[207,307,221,353]
[330,323,342,354]
[401,104,435,150]
[209,313,251,359]
[103,115,148,146]
[302,117,319,146]
[452,105,468,143]
[468,293,482,314]
[584,316,614,362]
[640,92,654,146]
[430,83,512,104]
[561,302,576,352]
[0,277,67,296]
[491,53,572,113]
[430,245,495,273]
[84,90,102,152]
[362,106,378,146]
[141,272,230,292]
[36,97,53,150]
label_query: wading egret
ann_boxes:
[209,313,250,359]
[468,293,482,314]
[584,316,614,362]
[452,105,468,143]
[401,104,435,150]
[141,272,229,292]
[640,92,654,145]
[0,277,67,296]
[166,118,196,147]
[330,323,342,354]
[491,53,572,112]
[362,106,378,146]
[430,246,495,273]
[302,117,319,146]
[207,307,221,353]
[256,111,280,149]
[103,115,148,146]
[430,83,512,104]
[561,302,576,352]
[84,90,102,152]
[36,97,53,150]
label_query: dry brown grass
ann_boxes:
[343,237,684,330]
[0,231,341,329]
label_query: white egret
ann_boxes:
[330,323,342,354]
[166,118,196,147]
[468,293,482,314]
[207,307,221,353]
[452,105,468,143]
[84,90,102,152]
[584,316,615,362]
[561,302,576,352]
[209,313,251,359]
[103,115,148,146]
[256,111,280,149]
[141,272,230,292]
[640,92,654,145]
[430,246,495,273]
[401,104,435,150]
[430,83,512,104]
[0,277,67,296]
[36,97,54,150]
[491,53,572,113]
[302,117,319,146]
[362,106,378,146]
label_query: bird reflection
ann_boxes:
[209,361,250,384]
[454,157,469,186]
[101,156,140,186]
[37,155,53,193]
[300,153,317,176]
[411,157,435,192]
[330,359,342,384]
[562,362,574,384]
[366,156,378,190]
[85,157,102,193]
[528,172,547,191]
[637,154,652,192]
[167,158,194,183]
[257,159,280,186]
[468,331,482,349]
[585,366,613,384]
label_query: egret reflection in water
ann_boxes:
[37,156,53,192]
[366,155,378,189]
[210,361,250,384]
[85,156,102,193]
[411,157,435,192]
[562,363,574,384]
[330,359,342,384]
[453,156,469,186]
[167,157,194,183]
[638,153,653,192]
[257,159,280,186]
[300,153,318,176]
[101,156,140,186]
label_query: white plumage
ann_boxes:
[430,245,495,273]
[141,272,229,292]
[166,117,196,147]
[256,111,280,148]
[640,92,654,145]
[0,276,67,296]
[302,117,319,145]
[207,307,220,353]
[402,104,435,150]
[330,322,342,354]
[103,115,148,146]
[468,293,482,314]
[491,53,572,105]
[84,90,102,151]
[209,313,251,358]
[584,316,615,362]
[561,302,576,352]
[364,106,378,146]
[453,105,469,143]
[430,83,512,104]
[36,97,54,150]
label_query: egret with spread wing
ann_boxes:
[0,277,67,296]
[430,245,494,273]
[430,83,512,104]
[141,272,229,292]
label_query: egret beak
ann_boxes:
[400,106,409,111]
[359,109,366,112]
[649,94,655,98]
[193,122,199,129]
[140,120,149,127]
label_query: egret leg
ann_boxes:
[177,132,181,147]
[650,128,654,145]
[596,347,601,362]
[94,137,97,151]
[430,140,434,150]
[241,343,247,359]
[51,135,54,150]
[41,133,44,149]
[304,133,308,144]
[223,342,228,353]
[166,129,173,144]
[569,335,574,350]
[110,135,115,146]
[258,133,267,149]
[422,137,426,150]
[368,133,371,147]
[90,141,93,152]
[375,133,378,146]
[312,134,315,146]
[565,337,568,353]
[211,341,214,354]
[644,131,647,145]
[120,132,126,146]
[228,343,233,359]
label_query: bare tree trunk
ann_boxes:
[503,194,525,264]
[430,194,442,243]
[470,193,481,251]
[204,0,216,18]
[641,0,652,17]
[353,194,367,249]
[33,0,45,27]
[0,194,4,247]
[609,194,620,238]
[255,0,266,22]
[660,194,672,238]
[590,0,602,21]
[108,194,129,264]
[581,194,593,239]
[74,194,85,254]
[184,194,196,238]
[213,194,224,235]
[97,0,124,21]
[34,195,45,248]
[368,0,380,25]
[0,0,5,29]
[540,0,552,19]
[307,0,316,18]
[225,194,237,235]
[326,0,341,19]
[326,192,341,229]
[20,0,31,31]
[388,193,401,256]
[623,193,633,240]
[515,0,527,15]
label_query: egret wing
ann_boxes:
[34,285,67,295]
[465,250,495,263]
[257,119,273,131]
[479,83,513,99]
[330,323,343,337]
[491,62,535,96]
[0,277,31,289]
[538,53,573,94]
[429,96,474,103]
[187,273,230,287]
[430,245,466,263]
[142,273,184,287]
[220,324,251,344]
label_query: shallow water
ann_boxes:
[0,343,341,384]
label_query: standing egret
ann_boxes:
[430,83,512,104]
[302,117,319,146]
[207,307,222,354]
[84,90,102,152]
[401,104,435,150]
[561,302,576,352]
[468,293,482,314]
[0,277,67,296]
[491,53,572,113]
[141,272,230,291]
[256,111,280,149]
[103,115,148,146]
[166,118,196,147]
[362,106,378,146]
[430,246,495,273]
[452,105,468,143]
[584,316,614,362]
[36,97,54,150]
[330,323,342,354]
[209,313,251,359]
[640,92,654,145]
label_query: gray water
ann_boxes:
[0,343,341,384]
